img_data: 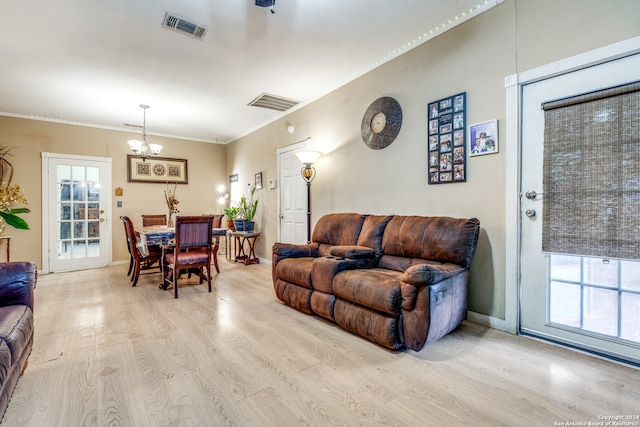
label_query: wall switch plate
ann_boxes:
[117,201,122,208]
[267,179,276,189]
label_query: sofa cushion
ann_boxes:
[381,216,480,268]
[329,246,375,259]
[276,258,314,288]
[357,215,393,257]
[311,257,359,294]
[311,213,367,246]
[333,268,403,316]
[378,255,436,273]
[0,305,34,365]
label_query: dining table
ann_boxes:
[136,225,227,256]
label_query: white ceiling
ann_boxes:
[0,0,497,143]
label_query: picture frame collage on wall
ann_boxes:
[427,92,466,184]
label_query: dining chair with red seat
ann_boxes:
[120,216,163,286]
[162,215,215,298]
[142,214,167,227]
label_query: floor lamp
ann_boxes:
[293,149,322,244]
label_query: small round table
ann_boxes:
[232,231,261,265]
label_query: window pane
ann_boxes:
[583,287,618,336]
[621,260,640,291]
[550,255,581,282]
[549,281,580,327]
[74,222,86,239]
[620,293,640,343]
[583,258,618,288]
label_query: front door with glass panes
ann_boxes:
[45,155,110,272]
[520,52,640,365]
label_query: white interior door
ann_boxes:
[42,153,112,273]
[277,142,308,244]
[520,53,640,365]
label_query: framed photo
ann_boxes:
[229,173,238,183]
[255,172,263,189]
[469,120,498,156]
[127,155,188,184]
[427,92,467,184]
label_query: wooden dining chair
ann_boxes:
[142,214,167,227]
[211,214,225,273]
[162,215,215,298]
[120,216,163,286]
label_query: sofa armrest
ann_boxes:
[0,261,37,311]
[401,263,465,286]
[329,245,375,259]
[400,263,465,310]
[272,242,319,258]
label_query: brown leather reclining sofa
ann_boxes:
[0,262,36,419]
[272,213,480,351]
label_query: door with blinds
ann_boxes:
[520,52,640,365]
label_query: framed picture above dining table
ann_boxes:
[127,155,188,184]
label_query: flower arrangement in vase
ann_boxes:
[0,146,30,235]
[164,182,179,227]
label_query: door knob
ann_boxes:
[525,209,536,218]
[525,190,543,200]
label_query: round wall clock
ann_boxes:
[361,97,402,150]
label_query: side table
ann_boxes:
[232,231,261,265]
[0,236,11,262]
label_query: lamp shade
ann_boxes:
[293,150,322,165]
[128,139,143,153]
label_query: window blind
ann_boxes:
[541,81,640,260]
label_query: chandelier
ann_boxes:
[127,104,162,161]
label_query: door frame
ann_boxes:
[504,36,640,334]
[41,152,113,274]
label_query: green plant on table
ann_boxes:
[239,186,258,223]
[223,206,239,220]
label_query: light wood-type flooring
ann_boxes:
[2,260,639,426]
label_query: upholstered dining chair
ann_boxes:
[162,215,215,298]
[120,216,163,286]
[142,214,167,227]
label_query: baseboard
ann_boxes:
[467,310,508,332]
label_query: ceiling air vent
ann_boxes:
[248,93,301,112]
[162,13,207,40]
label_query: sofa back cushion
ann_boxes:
[381,216,480,268]
[312,213,367,247]
[357,215,393,257]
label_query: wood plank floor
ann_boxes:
[2,260,639,426]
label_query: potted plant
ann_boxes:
[239,186,258,232]
[223,206,239,231]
